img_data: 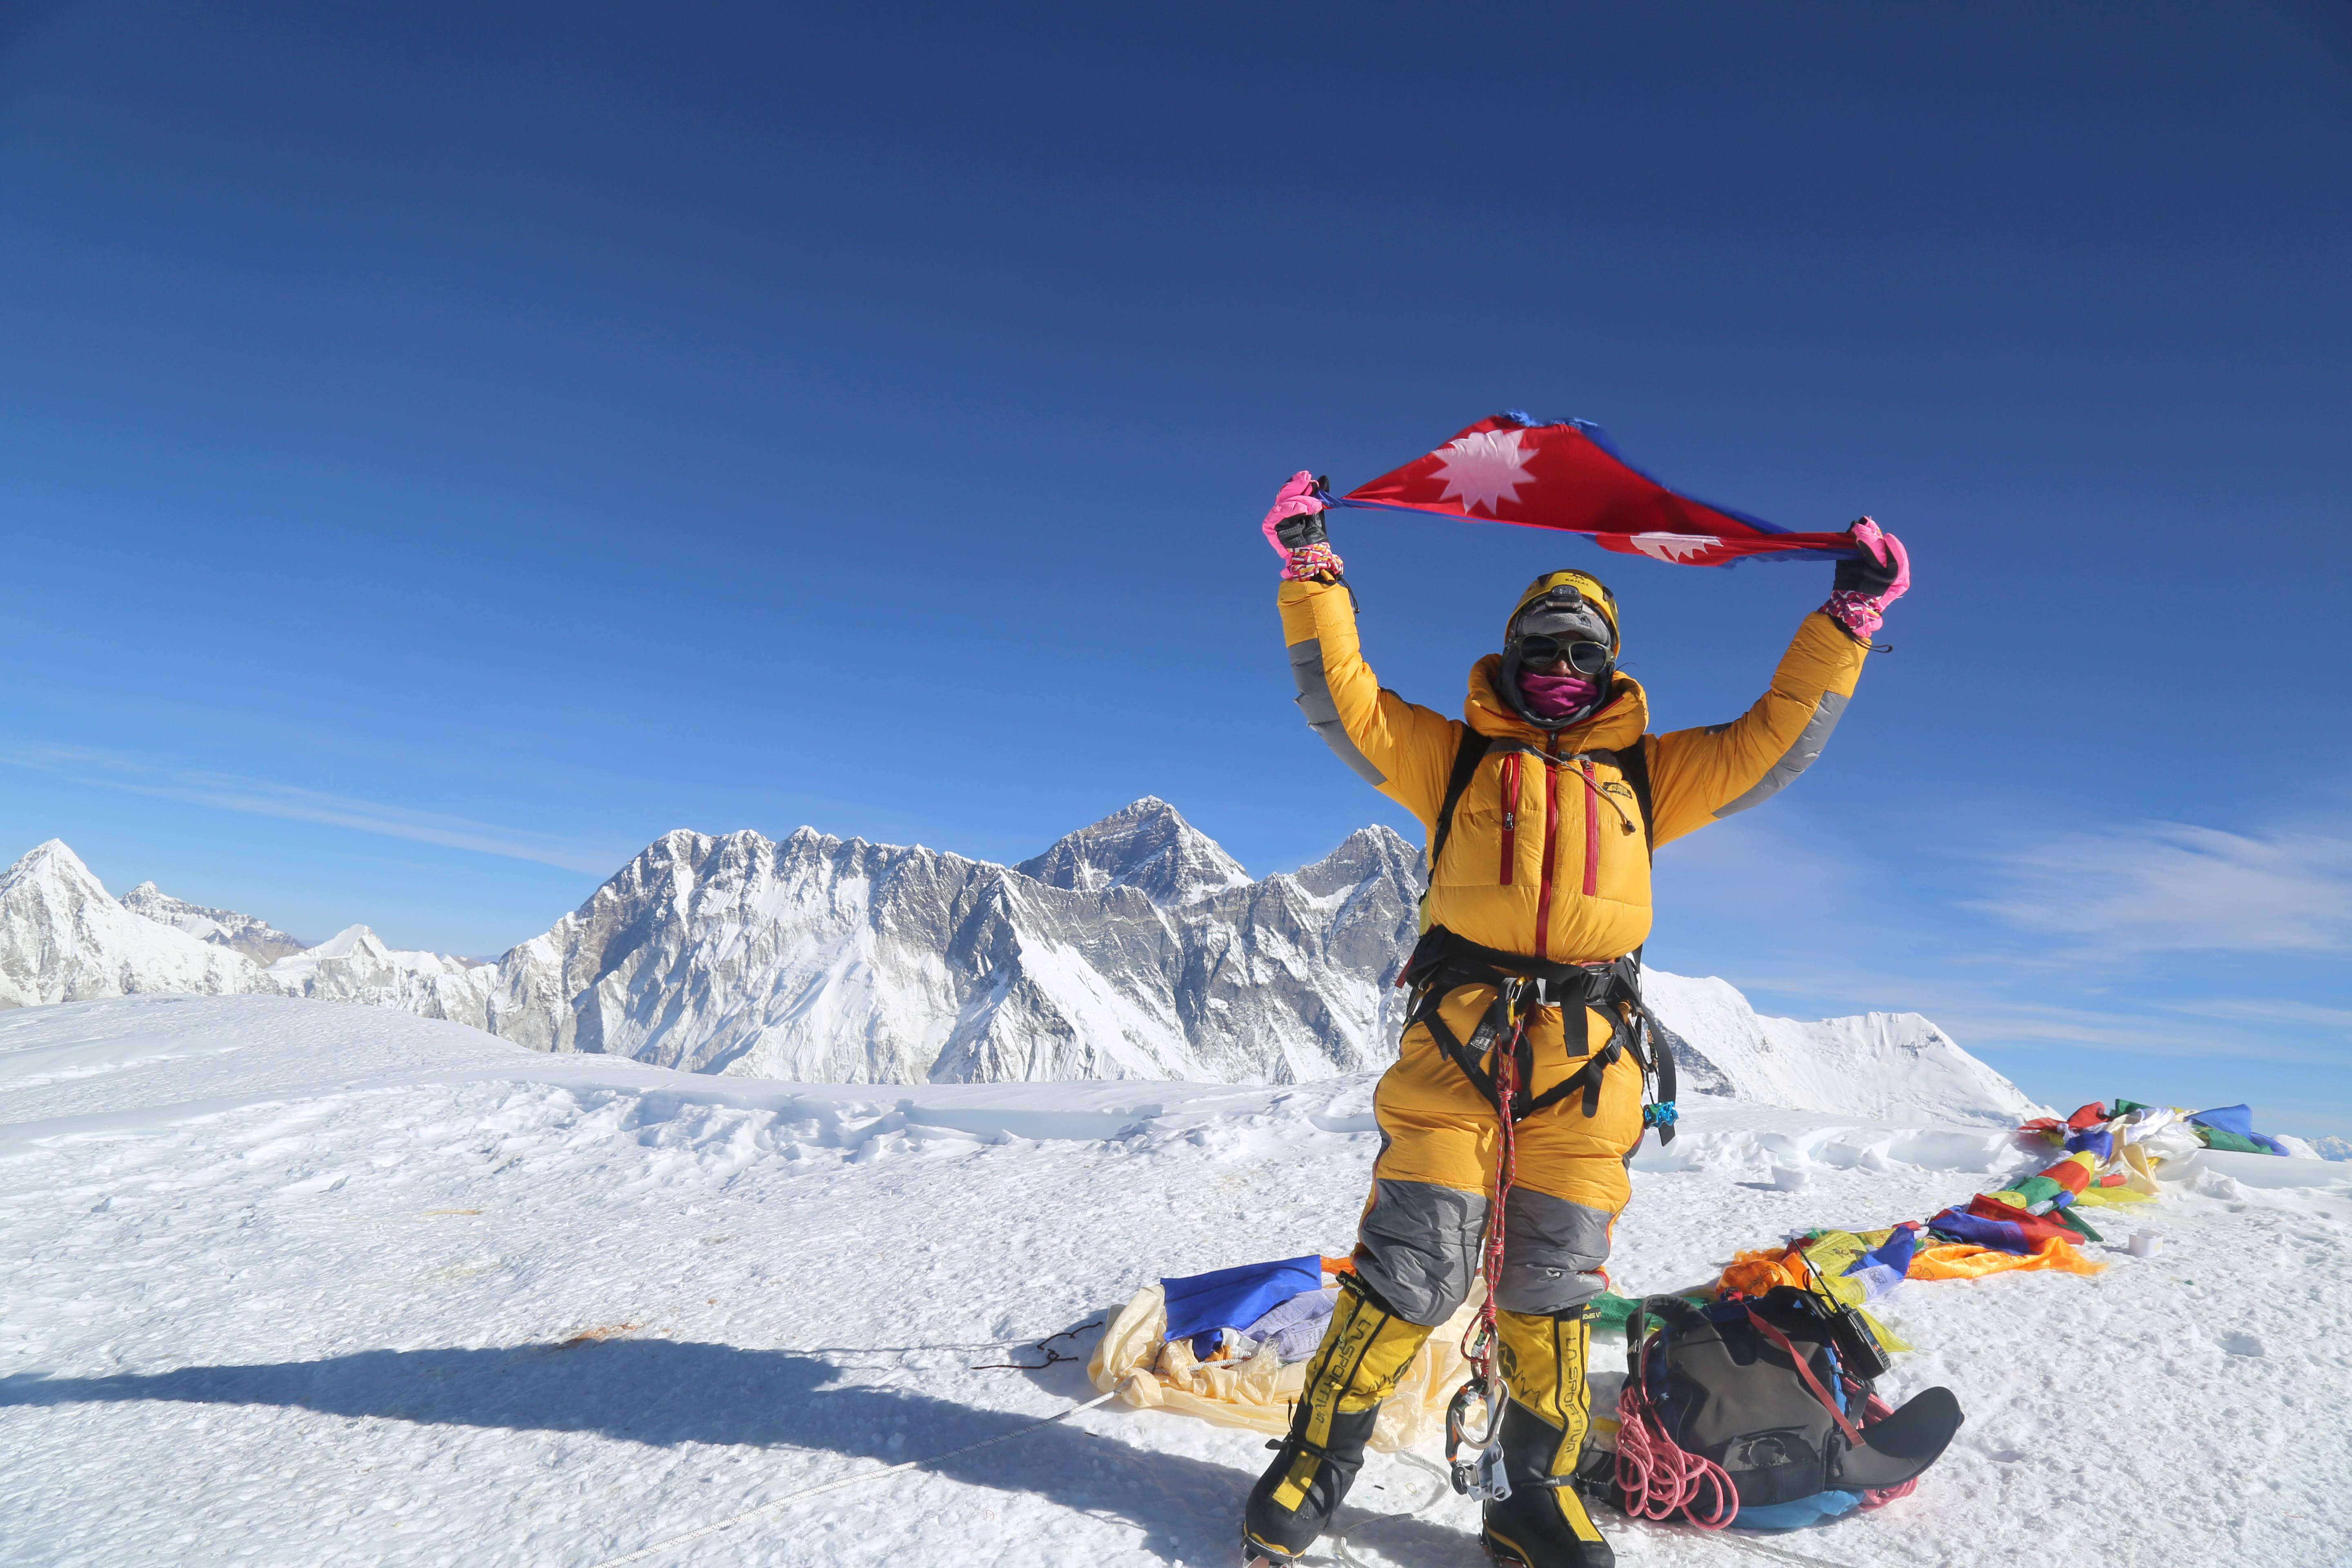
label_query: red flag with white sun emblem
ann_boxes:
[1333,413,1861,565]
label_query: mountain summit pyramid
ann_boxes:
[1015,796,1252,906]
[0,841,258,1007]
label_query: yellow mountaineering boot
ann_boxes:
[1241,1279,1433,1565]
[1481,1309,1614,1568]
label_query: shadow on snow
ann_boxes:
[2,1337,1477,1565]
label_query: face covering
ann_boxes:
[1517,669,1599,721]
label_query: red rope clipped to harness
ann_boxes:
[1466,1015,1520,1368]
[1445,996,1526,1499]
[1614,1322,1738,1529]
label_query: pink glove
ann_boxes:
[1822,517,1909,641]
[1261,470,1343,582]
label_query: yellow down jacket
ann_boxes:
[1278,576,1869,964]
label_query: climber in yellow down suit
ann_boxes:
[1240,472,1911,1568]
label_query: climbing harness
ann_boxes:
[1409,726,1679,1141]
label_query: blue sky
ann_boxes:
[2,4,2348,1130]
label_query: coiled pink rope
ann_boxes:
[1613,1348,1738,1529]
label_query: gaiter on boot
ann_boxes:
[1480,1309,1614,1568]
[1241,1279,1432,1564]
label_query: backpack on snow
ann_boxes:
[1602,1287,1963,1519]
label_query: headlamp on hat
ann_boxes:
[1500,570,1620,729]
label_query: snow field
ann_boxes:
[4,998,2350,1567]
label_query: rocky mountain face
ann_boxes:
[118,882,310,963]
[0,803,2041,1123]
[485,799,1423,1083]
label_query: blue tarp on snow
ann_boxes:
[1161,1256,1325,1357]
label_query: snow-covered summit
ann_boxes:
[1641,969,2042,1127]
[483,809,1419,1085]
[1015,797,1252,906]
[0,841,261,1008]
[263,925,496,1031]
[119,882,309,962]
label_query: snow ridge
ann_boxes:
[119,882,309,962]
[1639,969,2041,1127]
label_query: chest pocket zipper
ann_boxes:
[1499,753,1521,884]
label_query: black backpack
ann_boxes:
[1616,1288,1963,1511]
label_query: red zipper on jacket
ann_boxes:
[1533,742,1561,958]
[1499,753,1521,885]
[1580,760,1601,898]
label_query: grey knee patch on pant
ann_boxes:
[1354,1178,1488,1327]
[1494,1187,1615,1316]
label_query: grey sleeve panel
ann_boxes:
[1354,1176,1488,1327]
[1710,688,1849,819]
[1494,1186,1616,1316]
[1287,638,1388,787]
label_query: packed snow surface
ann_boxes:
[5,997,2347,1566]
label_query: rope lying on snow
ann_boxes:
[1330,1451,1455,1568]
[584,1389,1120,1568]
[970,1317,1104,1371]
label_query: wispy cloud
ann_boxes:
[1919,998,2334,1063]
[2163,996,2352,1031]
[1971,821,2352,960]
[2,745,628,873]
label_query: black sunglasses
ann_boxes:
[1516,634,1613,675]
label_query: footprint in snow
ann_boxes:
[2221,1332,2266,1357]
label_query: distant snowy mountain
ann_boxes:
[0,843,494,1022]
[1014,796,1252,904]
[0,842,261,1007]
[0,809,2040,1123]
[485,802,1422,1084]
[119,882,310,962]
[265,925,496,1030]
[1639,969,2042,1127]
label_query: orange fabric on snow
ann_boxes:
[1907,1238,2105,1281]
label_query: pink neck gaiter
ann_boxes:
[1518,670,1599,721]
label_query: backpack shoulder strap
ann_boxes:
[1426,725,1490,884]
[1611,736,1655,864]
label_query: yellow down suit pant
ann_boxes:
[1260,991,1635,1552]
[1359,989,1646,1327]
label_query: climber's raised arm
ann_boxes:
[1645,519,1911,846]
[1265,472,1459,828]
